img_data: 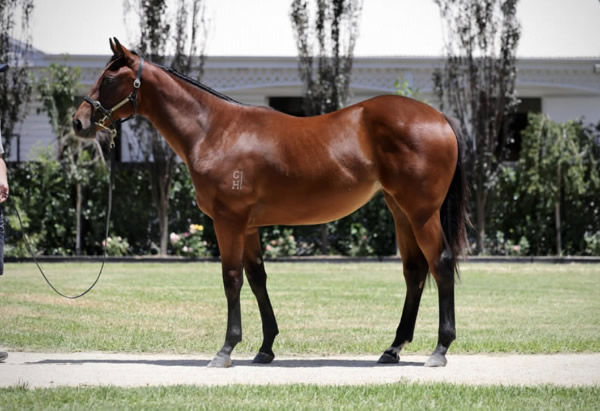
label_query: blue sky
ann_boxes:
[28,0,600,57]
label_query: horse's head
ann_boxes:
[73,38,143,141]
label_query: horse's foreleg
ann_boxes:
[208,219,246,368]
[243,229,279,364]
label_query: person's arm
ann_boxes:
[0,157,8,203]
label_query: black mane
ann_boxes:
[106,51,244,106]
[157,63,244,106]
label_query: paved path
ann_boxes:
[1,352,599,388]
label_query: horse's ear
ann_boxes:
[109,38,117,55]
[113,37,124,55]
[112,37,135,59]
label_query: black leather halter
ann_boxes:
[83,57,144,146]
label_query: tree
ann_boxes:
[395,74,427,103]
[0,0,34,157]
[515,114,598,255]
[290,0,362,253]
[124,0,207,255]
[433,0,520,254]
[37,63,106,255]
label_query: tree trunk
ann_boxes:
[475,189,486,255]
[320,224,329,254]
[75,140,82,256]
[154,172,171,256]
[554,201,562,256]
[158,192,169,256]
[555,163,562,256]
[75,182,82,255]
[149,161,172,256]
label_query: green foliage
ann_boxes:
[6,161,216,257]
[5,112,597,258]
[0,0,34,156]
[36,62,107,255]
[124,0,207,255]
[518,115,589,201]
[103,236,130,256]
[6,149,108,256]
[37,63,81,142]
[433,0,521,253]
[488,115,600,255]
[169,223,208,257]
[584,231,600,255]
[328,193,395,256]
[395,74,427,103]
[262,227,297,258]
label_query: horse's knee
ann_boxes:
[222,268,244,297]
[433,248,455,282]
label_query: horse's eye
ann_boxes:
[101,76,115,88]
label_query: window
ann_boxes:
[268,97,305,117]
[506,97,542,161]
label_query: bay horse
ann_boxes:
[73,38,468,368]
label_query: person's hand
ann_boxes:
[0,183,9,203]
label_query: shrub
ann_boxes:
[169,224,208,257]
[102,236,130,256]
[262,227,297,258]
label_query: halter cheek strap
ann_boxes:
[84,57,144,147]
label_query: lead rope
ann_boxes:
[9,149,114,299]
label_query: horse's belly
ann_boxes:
[250,180,381,227]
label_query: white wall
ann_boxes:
[542,96,600,124]
[7,101,56,162]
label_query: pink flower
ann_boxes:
[170,232,181,244]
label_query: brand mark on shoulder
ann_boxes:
[232,170,244,190]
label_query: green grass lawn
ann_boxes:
[1,261,599,409]
[1,383,598,411]
[1,262,598,355]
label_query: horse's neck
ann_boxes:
[138,65,225,158]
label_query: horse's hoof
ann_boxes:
[207,352,232,368]
[424,353,447,367]
[377,350,399,364]
[253,351,275,364]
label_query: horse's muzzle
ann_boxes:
[72,108,96,138]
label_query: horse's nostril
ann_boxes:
[73,118,82,133]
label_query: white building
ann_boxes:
[9,49,600,162]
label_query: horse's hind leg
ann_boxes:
[378,193,429,364]
[244,229,279,364]
[410,211,456,367]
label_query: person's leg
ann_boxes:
[0,206,6,361]
[0,205,4,275]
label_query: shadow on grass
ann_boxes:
[28,358,425,368]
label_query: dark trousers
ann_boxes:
[0,206,4,275]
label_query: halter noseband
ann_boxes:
[84,57,144,147]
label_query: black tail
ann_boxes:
[441,115,469,274]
